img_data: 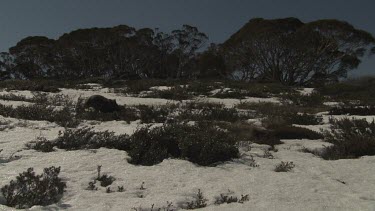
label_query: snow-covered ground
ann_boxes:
[1,86,375,211]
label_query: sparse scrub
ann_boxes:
[1,166,66,209]
[179,102,249,122]
[185,189,208,210]
[273,126,323,140]
[274,161,295,172]
[288,113,323,125]
[0,79,61,92]
[0,103,79,127]
[321,118,375,159]
[214,192,249,205]
[128,122,239,166]
[329,105,375,116]
[142,86,192,101]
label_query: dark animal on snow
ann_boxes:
[84,95,120,113]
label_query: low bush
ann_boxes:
[0,79,61,92]
[329,105,375,116]
[142,86,192,101]
[321,118,375,159]
[0,103,79,127]
[288,113,323,125]
[137,104,171,123]
[185,189,208,210]
[1,166,66,209]
[128,122,239,166]
[214,192,249,205]
[273,126,323,140]
[282,92,324,107]
[0,93,28,102]
[179,102,248,123]
[274,161,295,172]
[54,127,130,151]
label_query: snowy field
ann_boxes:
[1,86,375,211]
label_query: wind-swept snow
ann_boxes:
[1,88,375,211]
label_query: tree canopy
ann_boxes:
[1,18,374,86]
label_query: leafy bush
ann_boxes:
[1,166,66,209]
[288,113,323,125]
[329,105,375,115]
[26,136,55,152]
[185,189,208,209]
[142,86,192,101]
[318,77,375,104]
[0,103,79,127]
[128,122,239,166]
[179,102,248,123]
[282,92,324,107]
[321,118,375,159]
[214,192,249,205]
[54,127,130,151]
[0,79,61,92]
[273,126,323,140]
[0,93,28,102]
[137,104,171,123]
[274,161,295,172]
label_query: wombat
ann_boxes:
[84,95,120,113]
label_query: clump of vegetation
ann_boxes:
[128,122,239,166]
[1,166,66,209]
[29,127,130,152]
[142,86,192,101]
[273,126,323,140]
[288,113,323,125]
[0,103,79,127]
[274,161,295,172]
[329,105,375,116]
[321,118,375,160]
[214,192,249,205]
[318,77,375,105]
[0,93,28,102]
[26,136,55,152]
[137,104,172,123]
[185,189,208,209]
[54,127,130,151]
[179,102,249,123]
[96,165,115,187]
[282,92,324,107]
[0,80,61,92]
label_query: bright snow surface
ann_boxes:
[0,86,375,211]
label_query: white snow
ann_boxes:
[1,88,375,211]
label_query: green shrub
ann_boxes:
[329,105,375,115]
[142,86,192,101]
[54,127,130,151]
[0,104,79,128]
[288,113,323,125]
[273,126,323,140]
[1,166,66,209]
[274,161,295,172]
[128,122,239,166]
[0,80,61,92]
[321,118,375,159]
[179,102,247,122]
[137,105,171,123]
[282,92,324,107]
